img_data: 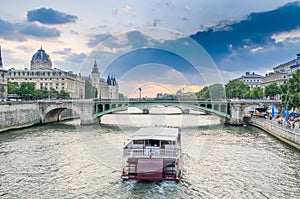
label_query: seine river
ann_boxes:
[0,109,299,198]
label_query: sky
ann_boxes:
[1,0,300,97]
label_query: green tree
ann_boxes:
[58,90,70,99]
[7,81,19,94]
[196,84,225,99]
[34,89,48,99]
[119,93,127,99]
[85,80,98,99]
[18,82,36,96]
[264,83,281,99]
[225,80,250,99]
[282,69,300,109]
[250,87,263,99]
[196,86,209,99]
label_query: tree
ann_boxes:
[225,80,250,99]
[119,93,127,99]
[196,84,225,99]
[264,83,281,99]
[34,89,48,99]
[282,69,300,109]
[18,82,36,97]
[85,80,98,99]
[58,90,70,99]
[7,81,19,94]
[196,86,209,99]
[250,87,263,99]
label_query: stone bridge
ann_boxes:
[37,99,281,125]
[38,100,96,124]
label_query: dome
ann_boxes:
[30,47,52,70]
[31,47,51,62]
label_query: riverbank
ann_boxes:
[0,103,41,133]
[248,117,300,150]
[0,103,80,133]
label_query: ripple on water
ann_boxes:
[0,117,299,198]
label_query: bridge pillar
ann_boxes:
[76,101,98,125]
[226,102,246,125]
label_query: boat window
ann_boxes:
[133,140,143,144]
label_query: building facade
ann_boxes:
[0,46,8,100]
[7,47,85,99]
[261,71,289,87]
[90,60,119,99]
[235,72,263,89]
[261,53,300,87]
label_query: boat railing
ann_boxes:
[123,148,181,159]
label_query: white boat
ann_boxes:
[121,127,182,181]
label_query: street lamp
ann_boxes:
[139,87,142,100]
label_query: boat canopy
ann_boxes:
[130,127,179,141]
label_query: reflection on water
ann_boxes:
[0,113,299,198]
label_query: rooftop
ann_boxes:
[130,127,180,141]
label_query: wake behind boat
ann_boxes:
[121,127,182,181]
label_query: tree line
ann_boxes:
[7,81,70,100]
[196,69,300,110]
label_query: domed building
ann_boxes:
[31,47,52,70]
[6,47,85,99]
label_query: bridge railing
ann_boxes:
[251,116,300,135]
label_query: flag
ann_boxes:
[285,99,290,122]
[271,103,275,119]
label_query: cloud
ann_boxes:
[19,23,60,38]
[27,7,78,25]
[52,48,87,65]
[0,18,61,41]
[190,1,300,70]
[87,33,112,47]
[0,19,25,41]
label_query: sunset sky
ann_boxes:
[1,0,300,97]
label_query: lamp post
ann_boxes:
[139,87,142,100]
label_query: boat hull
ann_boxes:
[121,158,182,181]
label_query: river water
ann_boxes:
[0,109,299,198]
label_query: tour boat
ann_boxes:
[121,127,182,181]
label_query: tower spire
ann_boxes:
[0,45,3,68]
[91,59,99,73]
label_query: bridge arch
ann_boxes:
[43,105,81,124]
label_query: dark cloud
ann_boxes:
[53,48,87,64]
[27,7,78,25]
[0,18,61,41]
[19,23,60,38]
[0,19,25,41]
[190,1,300,71]
[87,33,112,47]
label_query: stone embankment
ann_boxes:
[0,103,41,132]
[0,102,79,132]
[248,117,300,150]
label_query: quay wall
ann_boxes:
[248,118,300,150]
[0,103,41,132]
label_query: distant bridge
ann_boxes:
[94,99,231,119]
[34,99,282,125]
